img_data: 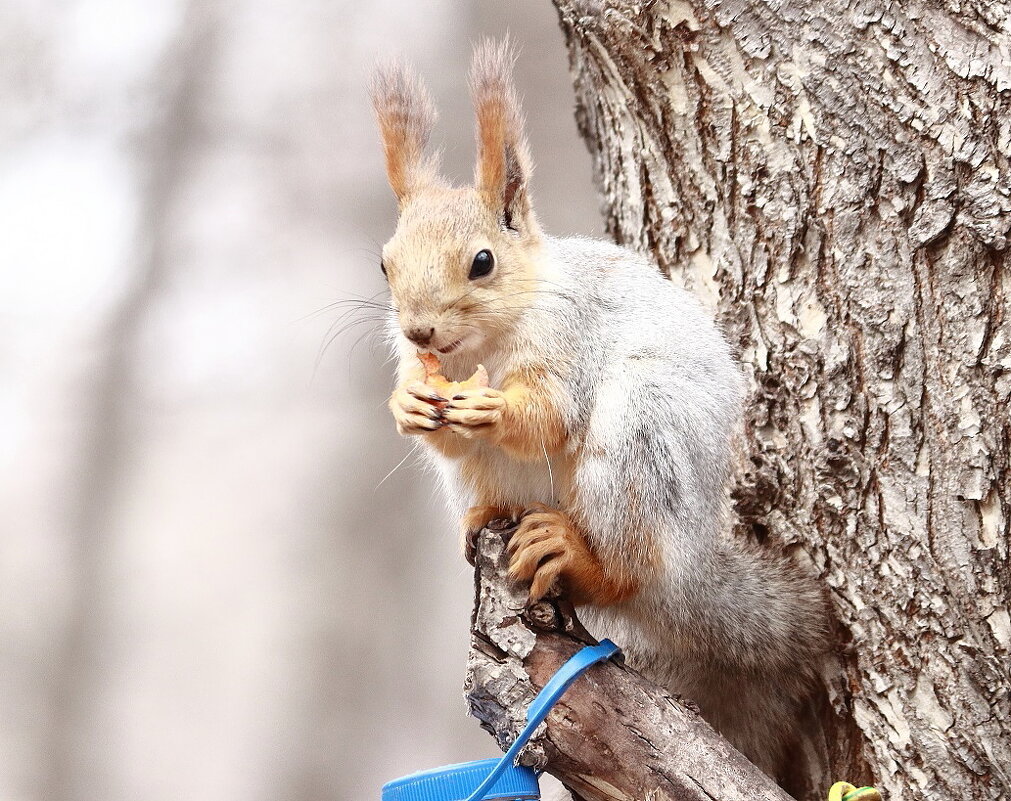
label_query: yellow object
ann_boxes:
[828,781,882,801]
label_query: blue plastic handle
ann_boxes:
[463,639,620,801]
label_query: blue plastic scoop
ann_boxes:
[382,639,620,801]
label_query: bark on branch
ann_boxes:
[464,523,792,801]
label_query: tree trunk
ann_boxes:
[550,2,1011,800]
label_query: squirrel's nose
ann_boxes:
[404,326,435,347]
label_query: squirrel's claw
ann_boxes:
[405,381,447,404]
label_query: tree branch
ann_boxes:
[465,524,793,801]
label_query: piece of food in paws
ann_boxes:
[418,352,488,408]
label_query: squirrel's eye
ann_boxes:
[469,249,495,280]
[380,260,387,278]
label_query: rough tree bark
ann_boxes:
[545,1,1011,800]
[466,524,793,801]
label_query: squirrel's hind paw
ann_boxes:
[507,505,638,606]
[460,504,523,564]
[507,506,596,604]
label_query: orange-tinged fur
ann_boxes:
[369,62,444,205]
[490,371,567,460]
[470,38,533,224]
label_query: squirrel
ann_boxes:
[369,40,830,779]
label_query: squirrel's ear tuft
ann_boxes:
[470,38,535,233]
[370,61,443,206]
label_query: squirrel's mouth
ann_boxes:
[437,339,463,355]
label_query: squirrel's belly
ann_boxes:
[457,445,562,508]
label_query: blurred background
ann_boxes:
[0,1,600,799]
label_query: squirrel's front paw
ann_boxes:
[389,382,445,435]
[442,387,505,439]
[506,505,605,604]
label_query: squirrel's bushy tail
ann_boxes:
[697,538,831,775]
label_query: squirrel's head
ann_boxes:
[370,40,542,358]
